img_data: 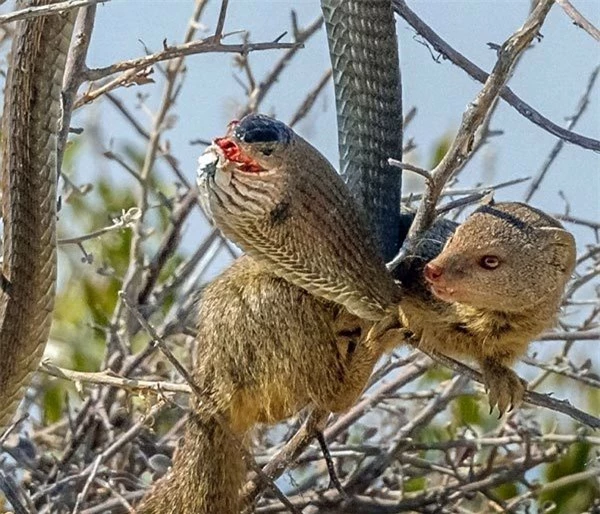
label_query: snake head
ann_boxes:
[196,114,293,222]
[213,114,292,174]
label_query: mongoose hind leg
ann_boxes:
[481,357,527,415]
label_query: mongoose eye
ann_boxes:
[479,255,500,270]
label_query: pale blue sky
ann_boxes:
[2,0,598,281]
[80,0,599,238]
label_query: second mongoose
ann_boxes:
[136,114,397,513]
[394,201,576,413]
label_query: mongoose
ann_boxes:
[198,114,402,321]
[136,114,397,513]
[393,202,576,413]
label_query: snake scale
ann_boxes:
[0,1,75,433]
[0,1,402,434]
[322,0,403,262]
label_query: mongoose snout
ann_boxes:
[423,262,443,282]
[397,201,576,414]
[423,261,457,302]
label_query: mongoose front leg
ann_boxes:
[481,357,527,415]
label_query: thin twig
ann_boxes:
[393,0,600,152]
[556,0,600,42]
[0,0,106,25]
[58,2,98,169]
[0,471,32,514]
[524,65,600,201]
[237,15,323,118]
[388,158,433,182]
[213,0,229,40]
[83,39,299,82]
[40,361,191,394]
[58,208,139,245]
[289,69,332,128]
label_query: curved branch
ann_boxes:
[393,0,600,153]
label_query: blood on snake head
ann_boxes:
[196,114,294,226]
[211,114,293,174]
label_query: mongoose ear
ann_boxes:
[537,227,576,274]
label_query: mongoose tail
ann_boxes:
[135,411,245,514]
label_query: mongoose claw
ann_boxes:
[481,359,527,416]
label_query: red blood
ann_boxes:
[214,137,264,173]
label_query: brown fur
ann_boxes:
[140,114,397,513]
[136,256,377,513]
[394,202,576,413]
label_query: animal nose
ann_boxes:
[424,262,444,282]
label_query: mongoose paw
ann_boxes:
[481,359,527,416]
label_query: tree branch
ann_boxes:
[393,0,600,152]
[403,0,556,244]
[0,0,106,25]
[556,0,600,42]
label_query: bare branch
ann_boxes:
[213,0,229,40]
[422,349,600,429]
[556,0,600,42]
[289,69,332,128]
[525,65,600,201]
[0,0,106,25]
[83,39,300,82]
[393,0,600,152]
[237,16,323,118]
[40,361,192,394]
[404,0,556,244]
[58,3,98,168]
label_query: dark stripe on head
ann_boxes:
[473,204,529,232]
[234,114,292,145]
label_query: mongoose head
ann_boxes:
[196,113,400,320]
[423,202,576,313]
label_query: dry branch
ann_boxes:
[84,39,299,81]
[0,0,106,25]
[402,0,556,244]
[556,0,600,42]
[393,0,600,152]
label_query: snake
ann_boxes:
[0,1,75,433]
[197,0,404,319]
[0,0,403,436]
[322,0,403,263]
